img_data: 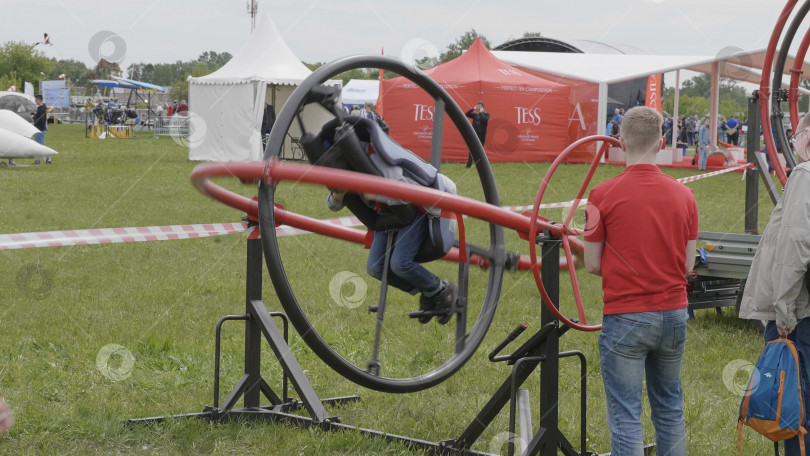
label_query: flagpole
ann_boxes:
[247,0,258,32]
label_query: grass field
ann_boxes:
[0,124,785,455]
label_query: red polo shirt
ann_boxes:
[584,164,698,315]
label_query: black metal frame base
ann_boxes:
[126,228,497,455]
[127,225,605,455]
[442,231,596,456]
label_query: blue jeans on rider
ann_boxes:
[599,308,688,456]
[764,320,810,456]
[366,214,441,295]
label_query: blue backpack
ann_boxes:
[738,337,808,455]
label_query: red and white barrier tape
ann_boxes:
[0,165,749,250]
[0,223,248,250]
[502,200,583,213]
[675,162,752,184]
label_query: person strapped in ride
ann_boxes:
[308,116,458,324]
[584,106,698,456]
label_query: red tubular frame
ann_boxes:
[189,161,579,271]
[189,151,606,330]
[760,0,798,187]
[789,27,810,132]
[528,135,621,332]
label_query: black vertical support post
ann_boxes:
[430,99,445,169]
[244,223,263,407]
[745,93,761,234]
[368,230,395,376]
[539,230,561,456]
[455,260,469,354]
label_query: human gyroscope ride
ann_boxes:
[130,54,619,456]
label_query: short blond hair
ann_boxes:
[620,107,663,155]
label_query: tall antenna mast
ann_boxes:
[247,0,259,32]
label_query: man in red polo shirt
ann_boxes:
[584,106,698,456]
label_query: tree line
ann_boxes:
[0,41,232,101]
[663,73,810,119]
[0,29,501,97]
[2,31,784,115]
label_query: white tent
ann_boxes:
[188,12,340,161]
[341,79,379,107]
[493,49,810,147]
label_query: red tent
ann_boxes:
[380,38,575,163]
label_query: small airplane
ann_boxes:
[0,110,58,164]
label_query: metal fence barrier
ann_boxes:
[154,116,189,137]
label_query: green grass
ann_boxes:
[0,124,784,455]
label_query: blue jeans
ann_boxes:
[599,308,688,456]
[366,214,440,295]
[697,144,708,170]
[764,320,810,456]
[34,131,46,145]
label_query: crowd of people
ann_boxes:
[660,113,746,147]
[605,109,748,171]
[607,109,747,146]
[155,99,189,118]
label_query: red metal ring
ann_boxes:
[527,135,620,332]
[759,0,798,187]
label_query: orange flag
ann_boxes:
[645,73,663,113]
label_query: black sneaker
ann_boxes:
[417,293,433,324]
[431,281,457,325]
[45,158,52,164]
[34,159,41,165]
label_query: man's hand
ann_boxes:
[329,191,346,202]
[778,325,796,337]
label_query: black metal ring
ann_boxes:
[257,55,505,393]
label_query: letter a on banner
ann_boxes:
[645,73,662,113]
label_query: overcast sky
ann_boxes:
[0,0,799,76]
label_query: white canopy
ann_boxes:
[341,79,379,106]
[493,50,810,90]
[187,12,338,162]
[494,48,810,146]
